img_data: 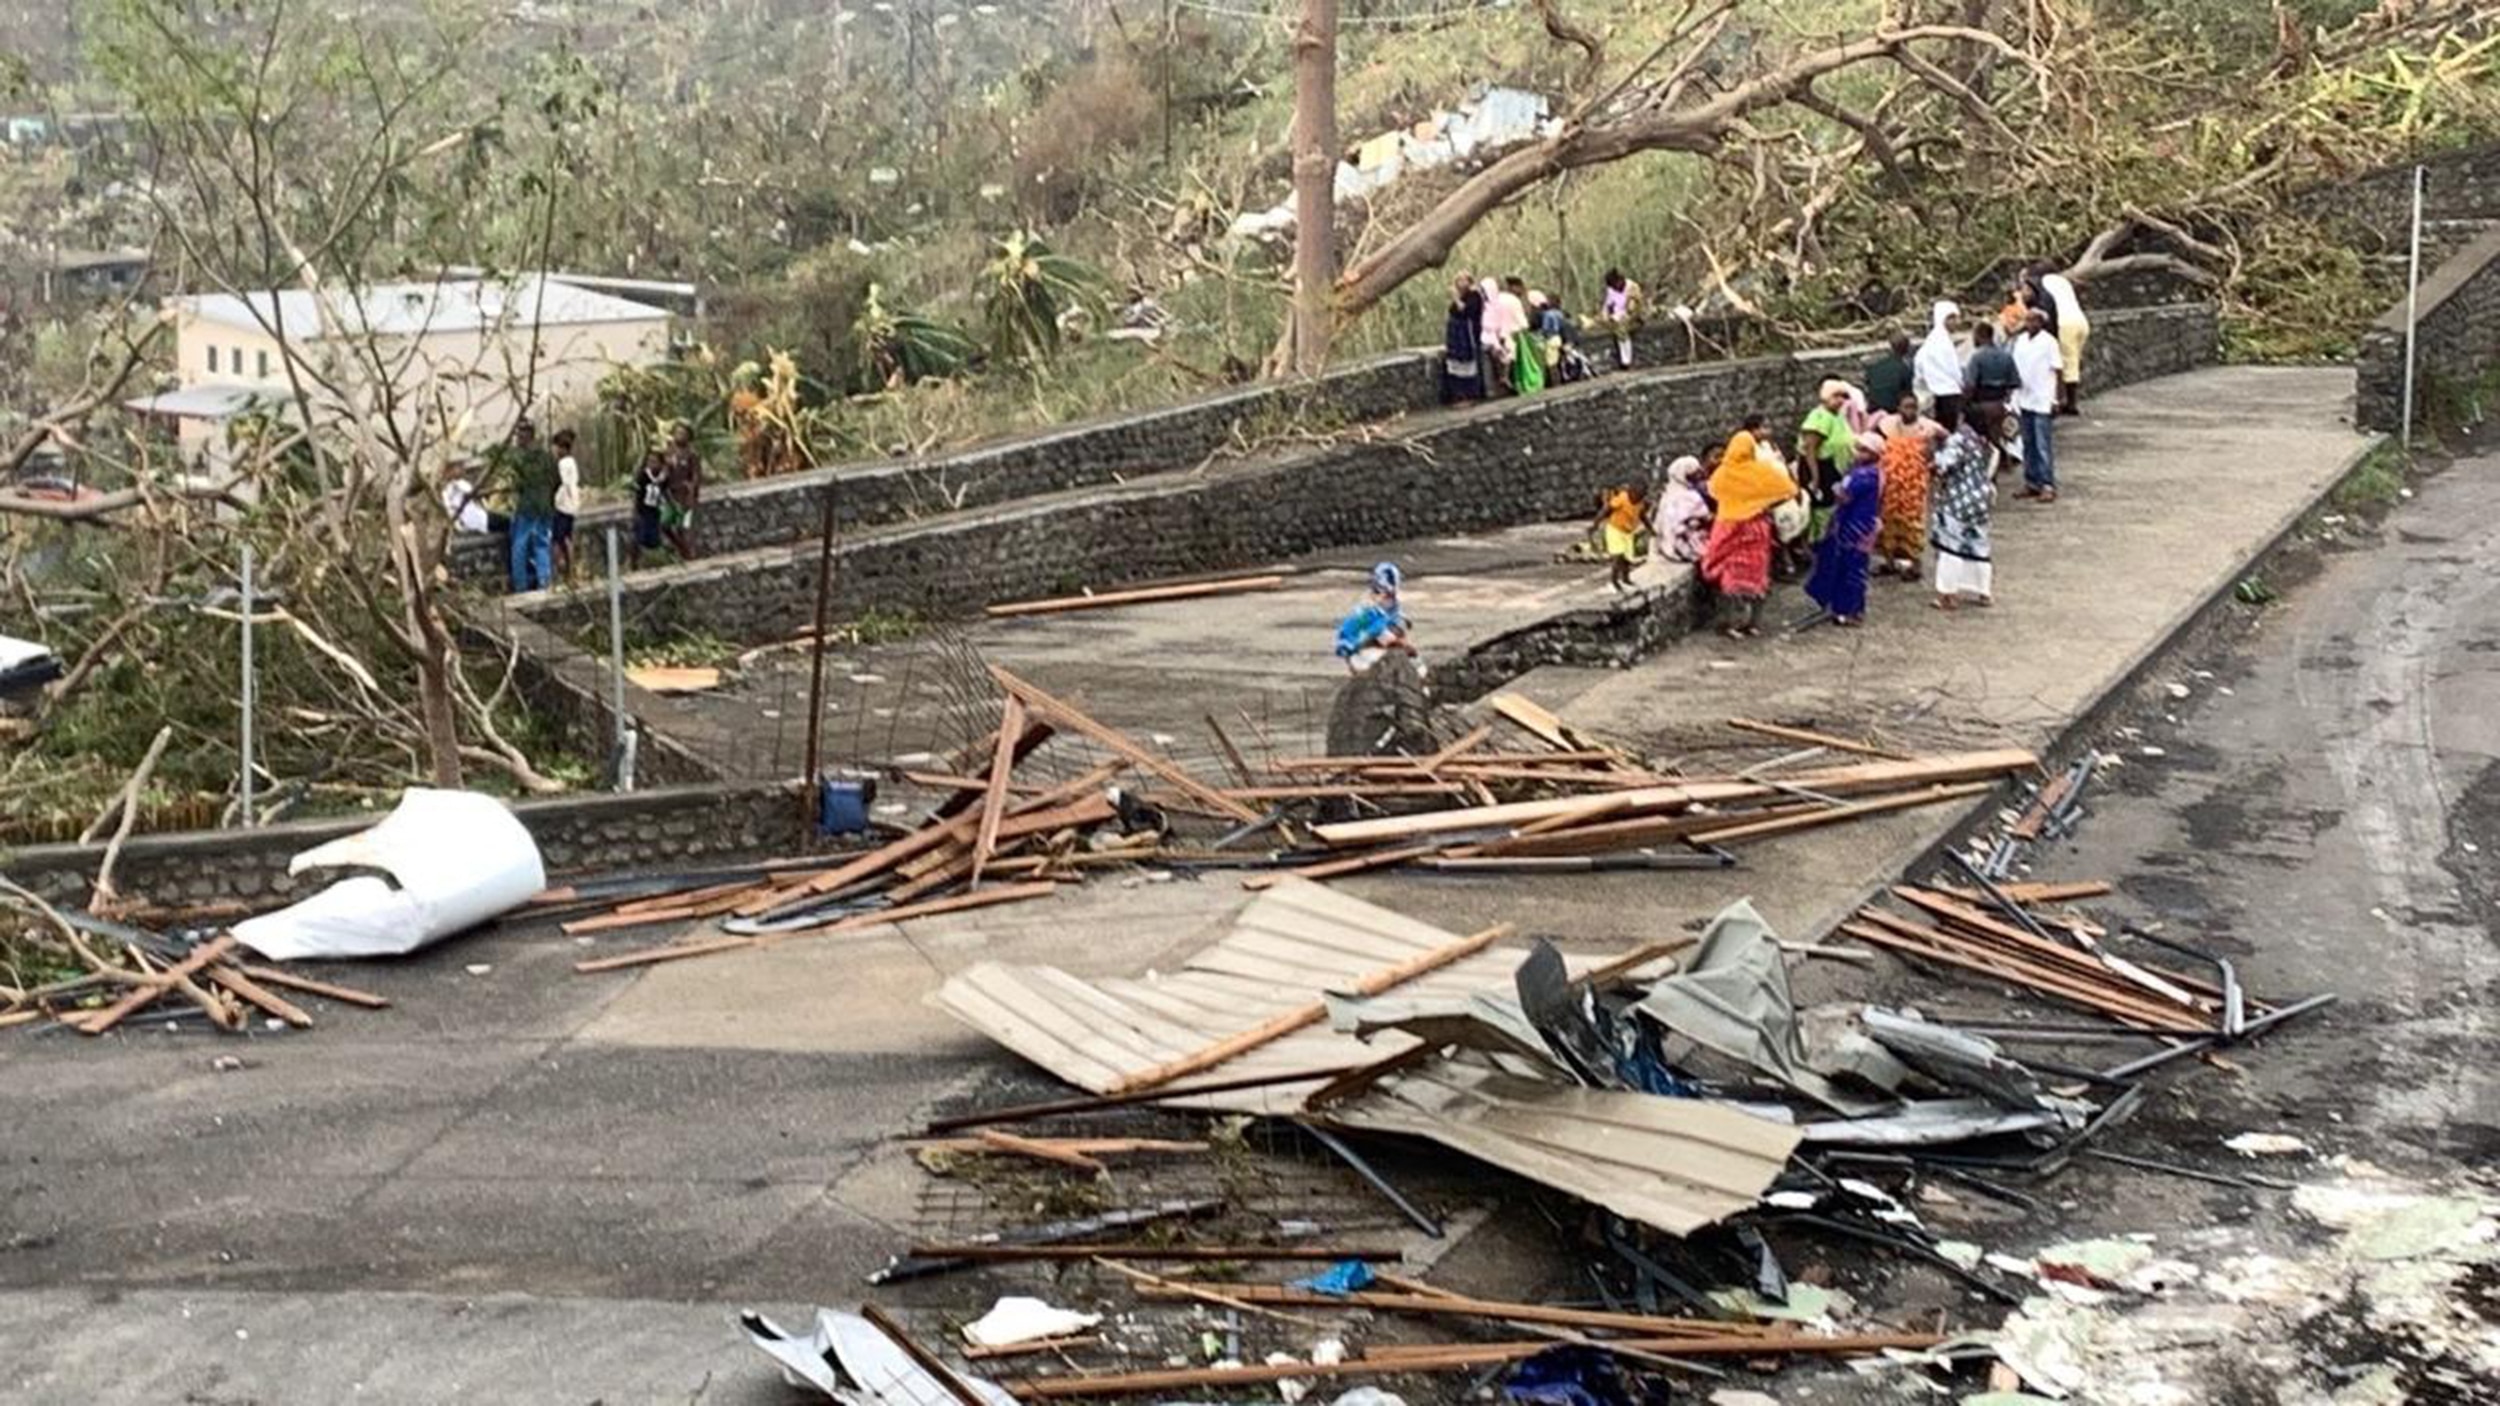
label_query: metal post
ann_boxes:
[238,543,255,827]
[801,483,839,835]
[2400,164,2425,449]
[605,527,634,792]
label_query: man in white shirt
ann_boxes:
[551,428,583,581]
[2036,269,2089,413]
[2011,308,2064,502]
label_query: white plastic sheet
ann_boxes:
[961,1296,1101,1349]
[231,789,546,961]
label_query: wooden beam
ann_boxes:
[921,1064,1366,1134]
[986,574,1287,618]
[1489,693,1577,750]
[235,965,390,1009]
[1002,1332,1948,1396]
[1725,717,1910,759]
[577,881,1061,973]
[1684,782,1996,845]
[970,696,1027,887]
[906,1243,1402,1262]
[1204,713,1260,788]
[204,965,315,1028]
[1240,842,1445,890]
[857,1303,987,1406]
[1937,879,2115,905]
[1418,722,1494,773]
[1313,749,2034,847]
[1128,1283,1764,1338]
[973,1127,1107,1174]
[737,762,1119,917]
[992,666,1260,823]
[1106,924,1514,1095]
[75,936,235,1036]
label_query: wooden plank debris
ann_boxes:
[76,936,235,1036]
[235,965,390,1009]
[991,665,1260,823]
[905,1243,1402,1263]
[972,1126,1107,1174]
[986,574,1287,617]
[970,695,1027,886]
[1106,922,1515,1094]
[1725,716,1909,759]
[624,665,722,694]
[1002,1330,1950,1396]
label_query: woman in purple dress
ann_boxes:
[1805,431,1885,627]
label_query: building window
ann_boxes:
[257,350,269,379]
[206,346,218,374]
[234,347,245,375]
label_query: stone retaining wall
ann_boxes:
[2297,142,2500,249]
[3,780,810,912]
[2355,223,2500,432]
[540,303,2217,646]
[454,350,1445,578]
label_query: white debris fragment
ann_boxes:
[464,963,492,976]
[2138,745,2166,758]
[963,1296,1101,1349]
[2166,682,2191,699]
[2223,1132,2310,1158]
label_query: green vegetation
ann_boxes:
[2333,440,2412,512]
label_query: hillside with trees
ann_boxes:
[0,0,2494,833]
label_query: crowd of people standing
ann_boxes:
[1442,268,1641,404]
[1639,264,2088,638]
[439,419,707,593]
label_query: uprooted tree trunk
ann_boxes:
[1328,21,2031,336]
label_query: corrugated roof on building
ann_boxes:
[179,275,670,341]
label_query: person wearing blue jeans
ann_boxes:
[2010,308,2064,502]
[497,418,561,592]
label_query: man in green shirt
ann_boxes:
[497,418,560,592]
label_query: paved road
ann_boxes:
[0,369,2435,1404]
[2049,452,2500,1160]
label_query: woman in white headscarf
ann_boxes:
[1913,300,1964,426]
[1653,454,1714,564]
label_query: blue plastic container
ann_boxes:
[816,776,876,836]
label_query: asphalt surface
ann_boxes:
[7,387,2489,1405]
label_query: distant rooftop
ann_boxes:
[178,275,673,341]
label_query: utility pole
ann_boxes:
[238,544,255,826]
[1288,0,1340,374]
[801,484,839,835]
[606,527,636,791]
[2400,165,2426,450]
[1162,0,1176,168]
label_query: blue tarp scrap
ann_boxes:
[1290,1259,1379,1296]
[1503,1344,1673,1406]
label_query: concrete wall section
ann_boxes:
[5,781,810,912]
[457,350,1445,577]
[556,303,2218,647]
[2355,223,2500,432]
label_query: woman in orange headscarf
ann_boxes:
[1699,412,1797,638]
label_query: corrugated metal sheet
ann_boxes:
[936,878,1542,1115]
[936,879,1800,1236]
[1324,1061,1802,1238]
